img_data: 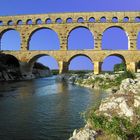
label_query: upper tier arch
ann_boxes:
[0,11,140,24]
[0,28,21,50]
[27,27,60,50]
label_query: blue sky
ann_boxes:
[0,0,140,15]
[0,0,140,71]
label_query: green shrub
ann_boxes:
[86,112,140,139]
[68,70,92,75]
[120,70,136,79]
[76,78,83,84]
[132,124,140,138]
[75,70,136,90]
[115,70,136,85]
[84,99,140,140]
[51,69,59,75]
[94,77,104,83]
[114,63,126,72]
[85,79,95,84]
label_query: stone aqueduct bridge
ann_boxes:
[0,11,140,75]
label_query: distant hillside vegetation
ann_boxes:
[33,62,50,70]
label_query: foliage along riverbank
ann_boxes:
[60,71,137,93]
[65,71,140,140]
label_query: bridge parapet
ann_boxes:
[0,12,140,25]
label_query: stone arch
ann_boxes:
[104,53,126,62]
[0,53,20,67]
[55,18,62,23]
[68,54,93,71]
[28,27,60,50]
[45,18,52,24]
[17,20,23,25]
[77,17,84,23]
[7,20,14,26]
[89,17,95,22]
[36,18,42,24]
[66,17,73,23]
[0,28,21,50]
[102,54,126,72]
[112,17,118,22]
[123,17,129,22]
[102,26,129,50]
[68,26,94,50]
[100,16,107,22]
[135,17,140,22]
[26,19,33,25]
[28,54,59,72]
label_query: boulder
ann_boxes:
[119,78,140,94]
[98,90,140,121]
[69,124,97,140]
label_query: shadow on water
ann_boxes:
[0,76,106,140]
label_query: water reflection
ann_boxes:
[0,77,106,140]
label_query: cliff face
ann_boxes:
[0,63,52,81]
[32,62,52,78]
[0,67,22,81]
[32,68,52,78]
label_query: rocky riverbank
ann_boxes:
[58,72,139,94]
[67,72,140,140]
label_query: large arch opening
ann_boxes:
[0,54,21,80]
[68,55,93,73]
[0,29,21,50]
[0,54,19,68]
[29,28,60,50]
[102,54,126,73]
[29,55,59,76]
[102,27,128,50]
[68,27,94,50]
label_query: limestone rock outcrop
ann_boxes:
[69,124,97,140]
[69,73,140,140]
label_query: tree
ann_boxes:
[114,63,126,72]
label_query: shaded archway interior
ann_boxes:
[0,54,20,69]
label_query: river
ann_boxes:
[0,76,106,140]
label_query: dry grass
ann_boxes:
[96,132,118,140]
